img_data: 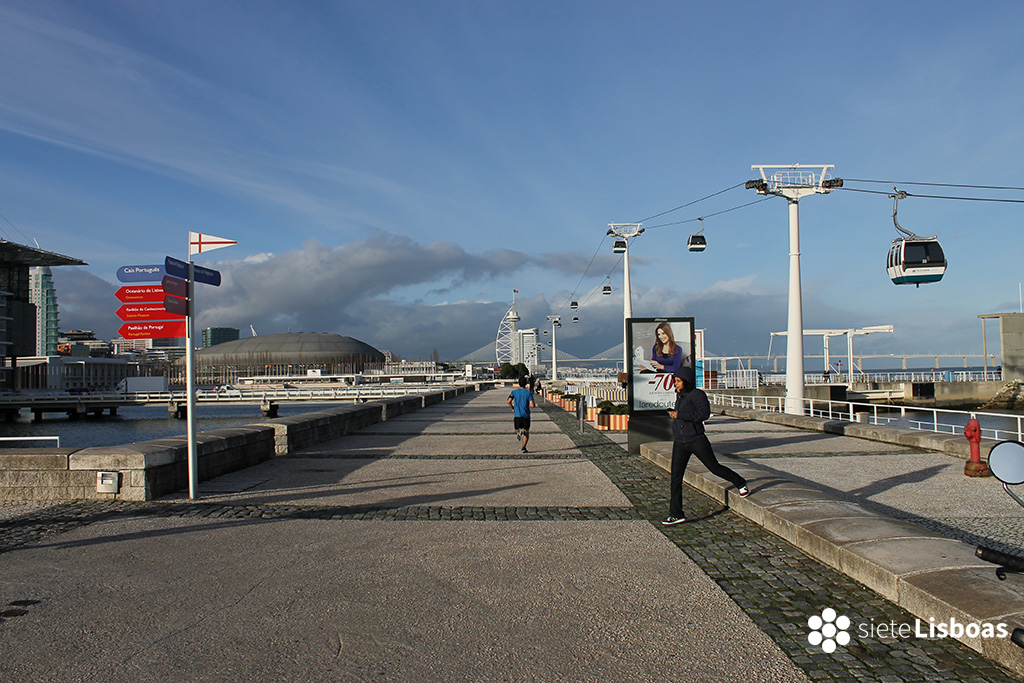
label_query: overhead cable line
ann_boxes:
[643,197,773,229]
[557,182,771,316]
[633,182,746,223]
[837,187,1024,204]
[557,233,609,313]
[843,178,1024,192]
[0,211,33,244]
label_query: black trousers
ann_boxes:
[669,435,746,518]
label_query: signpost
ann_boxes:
[181,232,236,500]
[114,232,236,501]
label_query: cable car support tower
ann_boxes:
[748,164,843,415]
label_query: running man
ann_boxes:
[507,376,536,453]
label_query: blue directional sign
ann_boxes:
[164,256,188,280]
[164,256,221,287]
[117,265,165,283]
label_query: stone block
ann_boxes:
[69,444,181,470]
[0,452,69,470]
[840,537,988,602]
[899,567,1024,653]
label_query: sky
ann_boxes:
[1,0,1023,369]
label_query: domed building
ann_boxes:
[190,332,386,384]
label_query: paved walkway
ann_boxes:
[0,387,1021,682]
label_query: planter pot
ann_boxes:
[596,413,629,431]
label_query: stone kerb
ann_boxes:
[639,440,1024,675]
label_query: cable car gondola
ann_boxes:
[572,316,579,323]
[570,300,578,310]
[886,190,946,287]
[612,239,627,254]
[687,218,707,252]
[602,281,612,295]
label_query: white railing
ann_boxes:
[0,384,459,407]
[759,370,1002,386]
[710,393,1024,442]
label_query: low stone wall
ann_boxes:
[0,386,476,502]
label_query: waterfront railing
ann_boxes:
[710,393,1024,442]
[759,370,1002,385]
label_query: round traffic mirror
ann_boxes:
[988,440,1024,485]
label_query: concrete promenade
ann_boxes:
[0,387,1022,682]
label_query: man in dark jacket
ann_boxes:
[663,365,748,525]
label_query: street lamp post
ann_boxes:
[607,223,644,372]
[748,165,842,415]
[546,315,561,381]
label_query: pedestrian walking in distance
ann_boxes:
[508,376,535,453]
[663,366,748,525]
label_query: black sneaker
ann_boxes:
[521,446,528,453]
[661,516,685,526]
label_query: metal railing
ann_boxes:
[710,393,1024,442]
[0,384,460,407]
[759,370,1002,386]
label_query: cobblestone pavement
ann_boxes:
[541,404,1023,683]
[1,394,1023,681]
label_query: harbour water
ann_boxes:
[0,403,338,449]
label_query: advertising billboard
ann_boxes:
[626,317,695,412]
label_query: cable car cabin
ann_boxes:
[570,300,578,309]
[612,239,627,254]
[687,234,706,252]
[602,284,612,295]
[572,316,579,323]
[886,237,946,286]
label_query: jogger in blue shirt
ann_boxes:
[507,376,536,453]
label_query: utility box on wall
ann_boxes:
[96,471,120,494]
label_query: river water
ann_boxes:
[0,403,339,449]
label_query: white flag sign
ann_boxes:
[189,231,237,256]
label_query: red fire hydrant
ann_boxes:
[964,414,991,477]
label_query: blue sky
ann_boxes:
[2,0,1023,367]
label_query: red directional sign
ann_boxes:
[116,303,186,322]
[115,285,165,303]
[118,320,187,340]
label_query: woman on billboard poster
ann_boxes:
[650,322,687,374]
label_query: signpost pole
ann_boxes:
[186,261,198,500]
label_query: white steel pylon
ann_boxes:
[748,164,842,415]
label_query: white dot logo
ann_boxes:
[807,608,851,653]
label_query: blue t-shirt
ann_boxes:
[509,387,534,418]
